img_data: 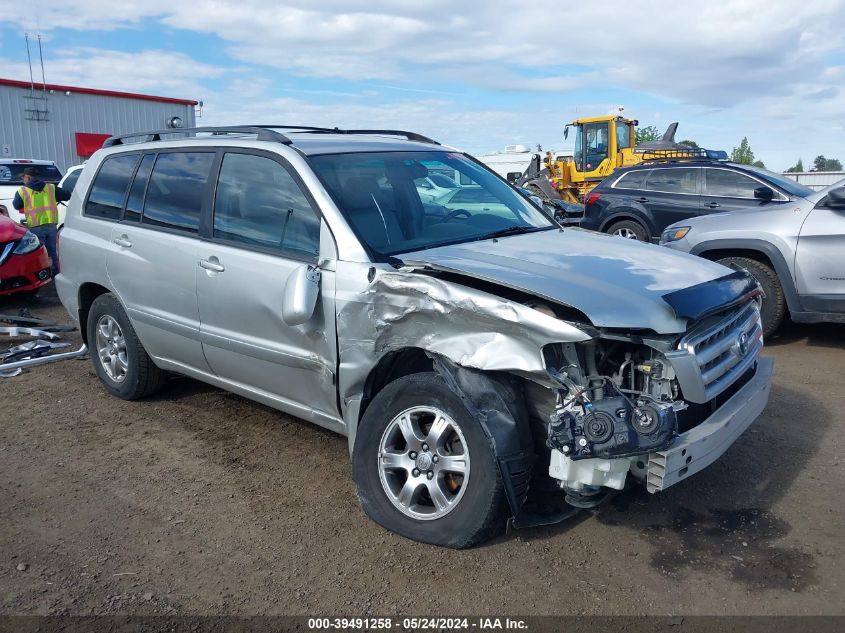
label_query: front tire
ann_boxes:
[353,372,506,548]
[718,256,786,336]
[87,293,165,400]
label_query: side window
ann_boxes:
[705,169,760,198]
[123,154,155,222]
[85,154,140,220]
[62,169,82,194]
[616,122,631,151]
[213,153,320,260]
[614,170,649,190]
[142,152,215,233]
[451,188,496,203]
[645,168,698,194]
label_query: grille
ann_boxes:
[676,300,763,402]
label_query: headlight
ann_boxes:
[660,226,690,244]
[13,231,42,255]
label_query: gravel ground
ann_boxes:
[1,285,843,616]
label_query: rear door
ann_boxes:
[700,167,790,215]
[641,167,701,230]
[105,150,215,372]
[794,190,845,311]
[195,150,339,420]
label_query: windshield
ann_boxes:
[743,165,815,198]
[309,151,555,257]
[0,163,62,185]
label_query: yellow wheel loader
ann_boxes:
[517,115,700,205]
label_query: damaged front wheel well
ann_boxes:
[359,348,434,424]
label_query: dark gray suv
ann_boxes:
[581,159,816,242]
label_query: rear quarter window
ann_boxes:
[645,168,698,194]
[85,154,140,220]
[0,163,62,185]
[613,170,649,190]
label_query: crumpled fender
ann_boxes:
[429,354,536,518]
[336,262,592,413]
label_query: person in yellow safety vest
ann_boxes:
[12,166,71,276]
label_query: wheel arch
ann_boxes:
[599,209,655,238]
[353,348,536,519]
[691,239,801,313]
[77,282,113,345]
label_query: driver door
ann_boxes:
[195,150,339,420]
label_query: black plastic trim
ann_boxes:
[662,270,760,321]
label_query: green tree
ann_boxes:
[752,160,766,169]
[730,137,755,165]
[785,158,804,173]
[813,155,843,171]
[635,125,660,145]
[679,139,699,149]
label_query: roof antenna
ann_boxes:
[25,33,35,96]
[37,34,47,97]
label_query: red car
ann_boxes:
[0,206,52,296]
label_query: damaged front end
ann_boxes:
[339,258,769,530]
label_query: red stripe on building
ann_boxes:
[0,77,197,106]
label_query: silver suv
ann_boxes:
[56,125,773,548]
[661,178,845,335]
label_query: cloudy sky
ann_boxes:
[1,0,844,170]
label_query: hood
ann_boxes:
[400,229,733,334]
[0,214,26,243]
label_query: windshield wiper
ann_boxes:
[474,225,546,242]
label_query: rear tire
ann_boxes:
[606,220,648,241]
[87,293,165,400]
[353,372,506,548]
[718,256,785,336]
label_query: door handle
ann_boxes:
[635,197,649,203]
[113,236,132,248]
[703,202,720,209]
[199,258,225,273]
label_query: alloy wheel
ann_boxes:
[614,227,639,239]
[95,315,128,382]
[377,406,471,520]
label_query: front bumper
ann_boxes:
[646,356,773,493]
[0,246,52,296]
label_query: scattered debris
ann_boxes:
[0,309,86,377]
[16,563,28,572]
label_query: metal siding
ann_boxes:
[781,171,845,191]
[0,84,196,172]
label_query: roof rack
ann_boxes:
[250,125,440,145]
[638,148,728,163]
[102,126,293,147]
[102,125,441,149]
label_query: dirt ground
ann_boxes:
[1,284,843,617]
